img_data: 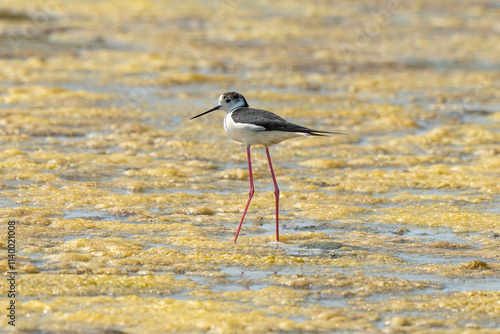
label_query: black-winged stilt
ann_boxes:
[190,92,343,243]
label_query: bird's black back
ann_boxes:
[231,107,337,135]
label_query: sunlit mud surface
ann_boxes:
[0,0,499,333]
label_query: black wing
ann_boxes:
[231,107,342,135]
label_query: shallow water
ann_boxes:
[0,0,499,333]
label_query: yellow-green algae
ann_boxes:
[0,0,499,333]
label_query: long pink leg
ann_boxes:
[234,146,254,243]
[265,147,280,242]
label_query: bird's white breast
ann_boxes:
[224,111,263,144]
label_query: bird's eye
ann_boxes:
[225,99,231,103]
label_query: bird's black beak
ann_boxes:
[190,105,221,120]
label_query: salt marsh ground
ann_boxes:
[0,0,499,333]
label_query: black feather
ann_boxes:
[231,107,344,135]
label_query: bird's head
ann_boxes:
[190,92,249,120]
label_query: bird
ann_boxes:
[190,92,343,243]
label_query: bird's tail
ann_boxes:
[306,130,347,137]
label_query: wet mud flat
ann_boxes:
[0,0,499,333]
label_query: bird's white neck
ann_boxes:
[228,103,246,113]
